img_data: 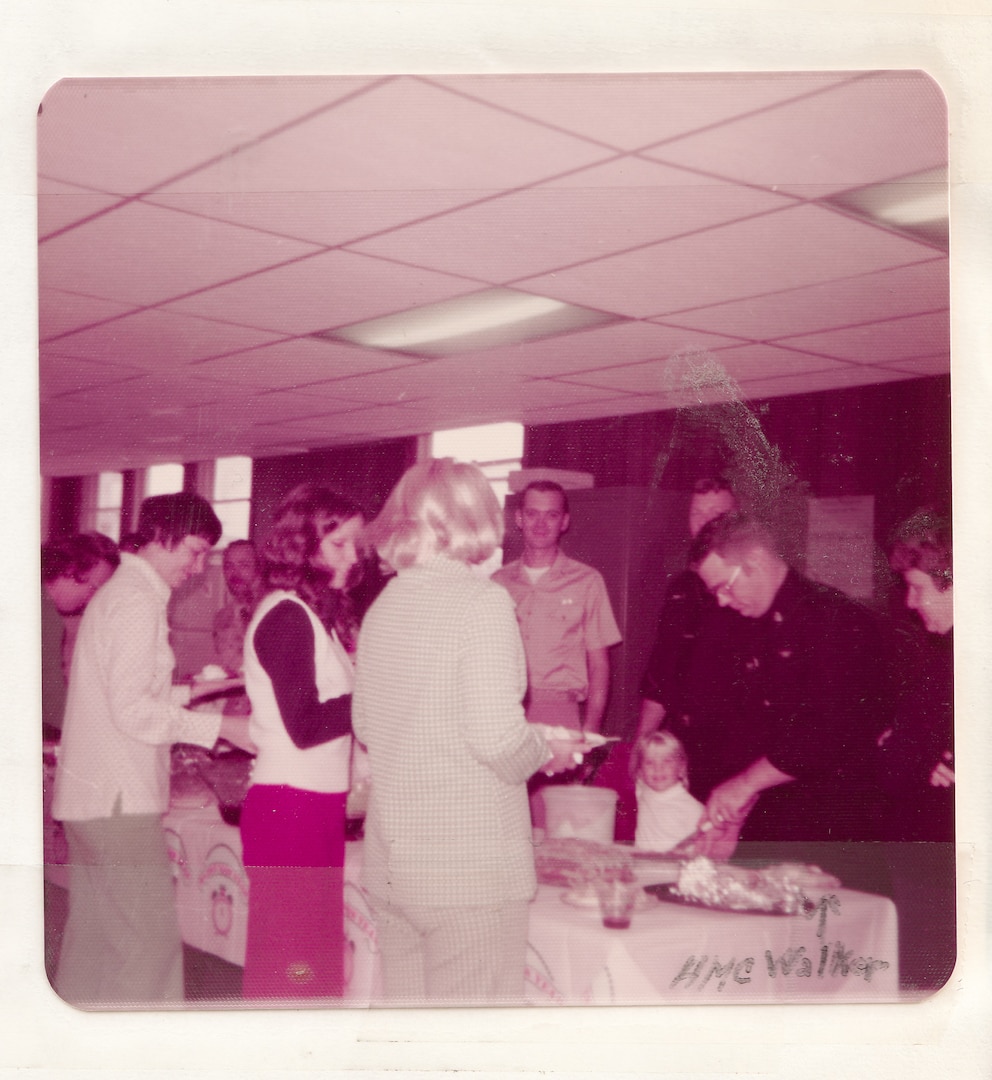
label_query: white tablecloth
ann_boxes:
[162,803,381,1004]
[524,882,898,1005]
[161,803,899,1005]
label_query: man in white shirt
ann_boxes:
[53,492,243,1006]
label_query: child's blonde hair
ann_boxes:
[629,729,690,786]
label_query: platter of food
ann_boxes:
[534,836,635,888]
[644,856,841,916]
[645,882,799,916]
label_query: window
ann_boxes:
[80,471,123,541]
[430,422,524,575]
[144,462,184,497]
[430,422,524,507]
[71,457,254,549]
[211,456,253,546]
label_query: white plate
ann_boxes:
[538,726,619,748]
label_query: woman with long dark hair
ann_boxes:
[240,484,365,1000]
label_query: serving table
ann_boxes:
[162,803,381,1004]
[525,880,896,1004]
[159,802,898,1006]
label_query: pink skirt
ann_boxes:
[240,784,347,1000]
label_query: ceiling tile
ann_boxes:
[38,77,379,195]
[240,388,383,420]
[38,183,126,239]
[43,412,184,447]
[39,200,321,307]
[40,289,142,342]
[42,453,117,480]
[281,362,446,405]
[348,160,792,284]
[248,439,335,458]
[35,74,952,477]
[541,156,730,192]
[520,394,679,427]
[165,249,482,335]
[42,376,231,429]
[39,354,145,399]
[397,385,634,433]
[520,382,643,410]
[42,394,165,431]
[517,203,937,319]
[46,308,285,369]
[707,342,851,378]
[646,71,947,196]
[737,366,913,401]
[252,402,429,443]
[143,189,480,248]
[158,76,613,198]
[886,353,954,377]
[777,309,950,365]
[551,344,848,394]
[437,319,745,378]
[429,73,854,151]
[661,257,949,341]
[192,336,417,389]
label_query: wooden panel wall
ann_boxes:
[250,436,418,540]
[524,375,951,549]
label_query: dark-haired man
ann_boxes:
[686,512,882,878]
[211,539,263,677]
[634,479,756,794]
[53,493,246,1005]
[41,533,120,737]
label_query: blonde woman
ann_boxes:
[352,458,578,1006]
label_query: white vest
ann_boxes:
[245,591,353,794]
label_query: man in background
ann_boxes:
[52,493,246,1006]
[635,478,757,802]
[493,481,621,825]
[211,539,263,676]
[41,533,120,738]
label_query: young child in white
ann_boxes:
[633,731,704,853]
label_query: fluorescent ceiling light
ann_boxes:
[312,288,621,357]
[829,167,948,249]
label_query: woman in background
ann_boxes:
[352,459,579,1006]
[240,484,365,1000]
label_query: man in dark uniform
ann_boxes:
[636,479,763,803]
[687,512,884,888]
